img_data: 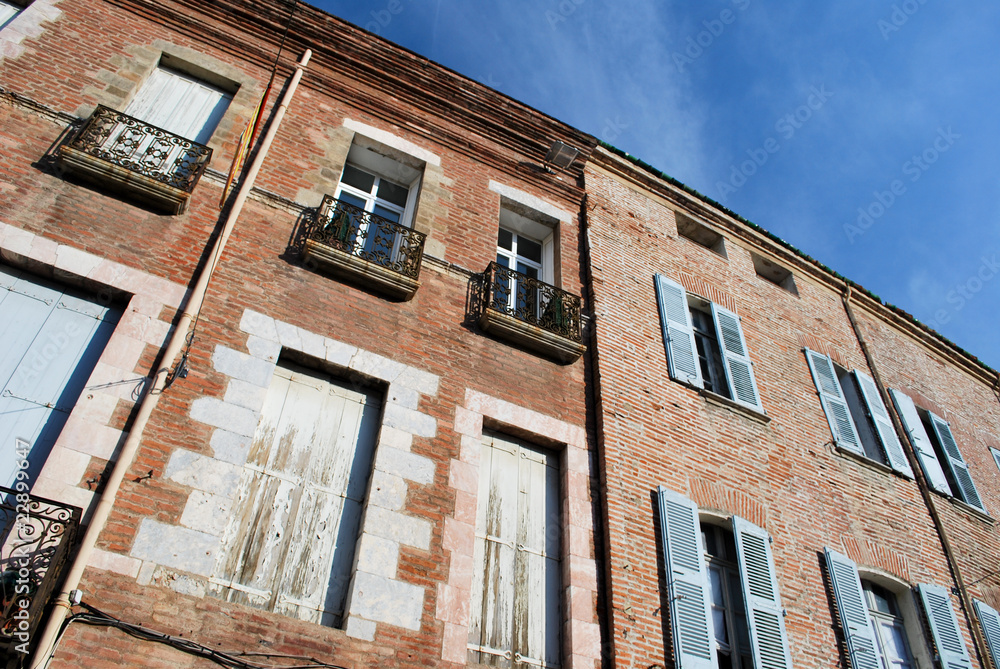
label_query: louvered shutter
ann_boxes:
[917,584,973,669]
[974,600,1000,668]
[656,487,717,669]
[732,516,792,669]
[804,350,862,454]
[928,414,985,512]
[993,448,1000,472]
[654,275,702,387]
[853,370,913,477]
[823,549,882,669]
[711,304,763,411]
[889,389,952,495]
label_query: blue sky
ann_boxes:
[311,0,1000,370]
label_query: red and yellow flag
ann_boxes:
[219,83,271,208]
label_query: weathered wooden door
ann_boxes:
[0,267,120,489]
[468,431,562,668]
[210,362,381,627]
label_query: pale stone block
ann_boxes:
[488,180,572,222]
[364,507,432,550]
[66,391,118,426]
[568,555,599,592]
[37,445,90,486]
[368,470,407,511]
[87,261,131,292]
[223,379,269,413]
[29,235,58,266]
[447,552,475,593]
[89,548,142,579]
[460,435,482,466]
[166,572,207,598]
[245,334,280,362]
[136,561,155,586]
[567,584,595,622]
[55,244,101,278]
[180,489,233,536]
[387,385,420,410]
[435,583,470,625]
[568,523,592,559]
[453,489,478,526]
[124,294,165,318]
[274,320,304,351]
[210,430,253,465]
[374,446,435,486]
[377,426,413,452]
[394,366,440,396]
[55,417,122,460]
[448,461,478,495]
[131,520,219,576]
[383,404,436,438]
[0,224,33,255]
[567,619,602,660]
[354,533,399,578]
[239,309,279,342]
[343,615,377,641]
[441,622,468,664]
[350,349,405,383]
[565,444,590,475]
[190,397,260,437]
[324,338,357,367]
[453,406,483,437]
[166,449,241,497]
[297,327,327,360]
[116,311,171,347]
[343,118,441,166]
[442,518,474,554]
[567,495,593,531]
[99,334,146,372]
[30,479,94,519]
[347,571,424,631]
[212,346,275,388]
[86,362,147,401]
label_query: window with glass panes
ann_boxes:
[495,227,544,315]
[863,581,916,669]
[701,524,754,669]
[335,164,410,257]
[690,305,729,398]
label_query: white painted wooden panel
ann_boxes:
[210,363,380,627]
[0,0,20,31]
[0,268,119,489]
[125,66,232,144]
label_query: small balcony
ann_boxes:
[56,105,212,214]
[303,195,427,301]
[1,487,80,657]
[478,261,586,362]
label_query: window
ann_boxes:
[677,212,728,258]
[889,389,986,513]
[803,350,912,476]
[992,448,1000,472]
[657,487,793,669]
[468,431,561,668]
[0,0,22,31]
[824,548,951,669]
[751,253,798,296]
[654,274,764,412]
[209,362,381,627]
[126,64,233,144]
[973,600,1000,668]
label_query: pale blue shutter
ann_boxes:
[656,487,717,669]
[804,350,862,454]
[0,268,119,489]
[974,600,1000,668]
[654,275,702,387]
[917,584,973,669]
[823,549,881,669]
[889,389,952,495]
[732,516,792,669]
[928,414,985,512]
[853,370,913,477]
[711,305,763,411]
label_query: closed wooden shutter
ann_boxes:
[711,305,763,411]
[654,275,702,387]
[0,267,119,489]
[853,370,913,477]
[732,516,792,669]
[656,487,716,669]
[126,66,231,144]
[209,363,380,627]
[889,389,952,495]
[468,432,561,669]
[823,548,882,669]
[0,0,20,30]
[804,350,862,454]
[916,584,973,669]
[974,600,1000,668]
[927,413,985,512]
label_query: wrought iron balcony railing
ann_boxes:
[1,487,80,655]
[307,195,427,281]
[483,261,583,343]
[63,104,212,194]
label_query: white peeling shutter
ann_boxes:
[974,600,1000,668]
[126,67,231,144]
[711,305,763,411]
[928,414,985,512]
[917,584,973,669]
[0,1,20,30]
[853,370,913,477]
[889,389,952,495]
[656,487,716,669]
[804,350,862,454]
[654,275,702,387]
[823,549,881,669]
[732,516,792,669]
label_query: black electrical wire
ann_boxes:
[67,602,350,669]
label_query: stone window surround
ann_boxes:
[0,0,60,63]
[118,307,443,643]
[438,390,601,669]
[0,220,187,520]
